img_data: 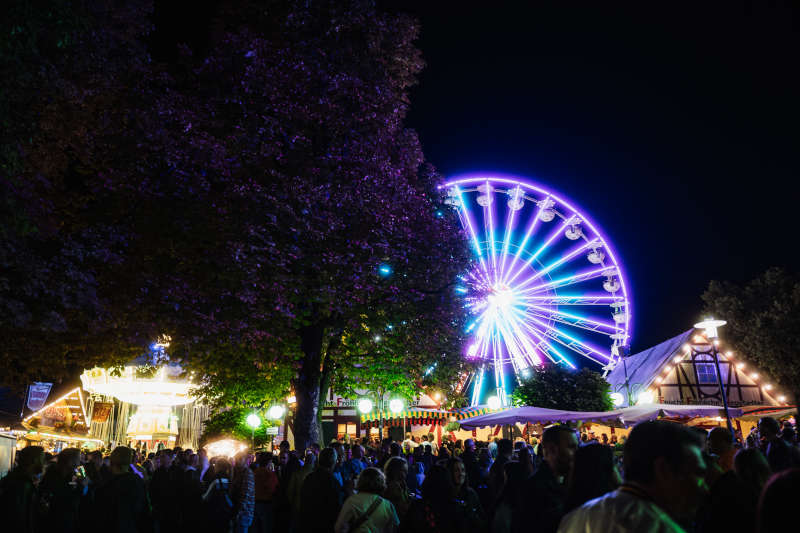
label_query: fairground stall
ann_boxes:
[81,359,209,452]
[16,386,104,452]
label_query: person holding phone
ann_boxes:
[38,448,87,532]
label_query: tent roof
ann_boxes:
[605,329,695,404]
[459,403,744,429]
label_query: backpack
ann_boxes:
[206,479,234,525]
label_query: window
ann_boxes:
[696,363,717,384]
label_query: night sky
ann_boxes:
[388,2,799,351]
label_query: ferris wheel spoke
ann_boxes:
[516,266,610,296]
[523,304,623,335]
[498,186,523,284]
[454,186,492,281]
[517,295,625,306]
[506,312,573,366]
[495,306,543,367]
[505,216,574,286]
[500,198,546,286]
[483,181,499,283]
[513,308,611,364]
[513,238,599,292]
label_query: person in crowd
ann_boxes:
[231,451,256,533]
[406,460,425,496]
[758,417,800,472]
[460,438,481,490]
[288,449,316,525]
[427,433,439,455]
[447,456,485,530]
[93,446,149,533]
[558,420,708,533]
[342,444,368,492]
[756,468,800,533]
[696,427,755,533]
[335,467,399,533]
[564,442,620,512]
[488,438,513,506]
[252,452,278,533]
[402,433,417,454]
[149,450,177,531]
[297,447,343,533]
[734,447,771,501]
[517,445,535,479]
[401,464,466,533]
[493,461,528,533]
[273,450,297,531]
[202,457,234,533]
[513,426,577,533]
[383,456,410,519]
[38,447,87,533]
[0,445,45,533]
[780,421,796,444]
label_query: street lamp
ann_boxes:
[610,392,625,407]
[268,405,285,420]
[487,395,502,410]
[390,399,405,436]
[246,412,261,451]
[358,398,373,414]
[694,317,735,437]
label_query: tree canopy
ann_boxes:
[1,0,472,449]
[702,267,800,404]
[511,364,614,412]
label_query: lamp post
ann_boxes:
[390,399,404,437]
[268,405,285,452]
[358,398,373,441]
[694,318,735,437]
[246,412,261,451]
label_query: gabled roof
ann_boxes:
[606,329,694,400]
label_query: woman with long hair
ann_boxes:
[383,456,411,519]
[447,456,486,530]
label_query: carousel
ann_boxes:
[80,357,208,452]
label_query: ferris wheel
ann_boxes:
[441,174,633,406]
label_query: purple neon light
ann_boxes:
[444,173,632,335]
[442,173,633,405]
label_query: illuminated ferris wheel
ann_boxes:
[441,174,633,406]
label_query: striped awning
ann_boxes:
[360,408,451,423]
[359,405,505,426]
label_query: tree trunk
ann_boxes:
[292,322,325,451]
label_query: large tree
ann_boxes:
[702,267,800,405]
[2,0,471,451]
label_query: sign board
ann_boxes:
[27,382,53,412]
[91,402,113,423]
[266,427,279,435]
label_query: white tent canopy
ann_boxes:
[459,404,744,429]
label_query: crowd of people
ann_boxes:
[1,416,799,533]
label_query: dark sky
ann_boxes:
[387,2,799,350]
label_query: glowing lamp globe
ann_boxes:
[358,398,373,414]
[246,413,261,429]
[487,396,502,410]
[610,392,625,407]
[268,405,285,420]
[637,390,655,405]
[389,399,403,413]
[694,318,727,340]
